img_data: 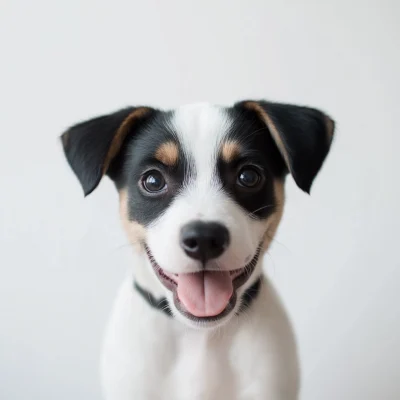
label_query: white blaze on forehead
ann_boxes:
[147,103,267,275]
[172,103,232,189]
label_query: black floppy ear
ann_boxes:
[236,100,335,193]
[61,107,154,196]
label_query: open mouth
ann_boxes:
[144,244,261,322]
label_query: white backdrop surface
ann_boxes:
[1,1,399,399]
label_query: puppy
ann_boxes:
[61,100,334,400]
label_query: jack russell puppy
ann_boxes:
[61,100,334,400]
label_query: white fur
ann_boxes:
[101,258,299,400]
[101,104,300,399]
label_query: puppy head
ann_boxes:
[62,101,334,328]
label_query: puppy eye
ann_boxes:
[141,170,167,193]
[237,167,262,188]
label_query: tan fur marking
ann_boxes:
[242,101,292,173]
[155,142,179,167]
[325,115,335,142]
[119,189,146,252]
[241,102,288,252]
[221,141,241,163]
[261,179,285,253]
[61,131,70,148]
[102,107,152,176]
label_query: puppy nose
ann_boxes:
[180,221,230,264]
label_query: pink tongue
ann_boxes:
[177,271,233,317]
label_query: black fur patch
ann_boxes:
[61,109,192,226]
[61,107,155,196]
[123,113,192,226]
[234,101,334,193]
[216,107,284,219]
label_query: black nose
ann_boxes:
[180,221,230,264]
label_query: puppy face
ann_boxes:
[62,101,334,328]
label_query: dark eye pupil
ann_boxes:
[239,168,260,187]
[143,172,165,192]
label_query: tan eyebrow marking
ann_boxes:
[154,141,179,166]
[221,140,241,163]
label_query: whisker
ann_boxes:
[108,240,143,256]
[247,204,275,218]
[263,231,291,254]
[234,126,271,142]
[112,243,133,251]
[263,251,277,277]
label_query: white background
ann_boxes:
[1,1,399,399]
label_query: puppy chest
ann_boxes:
[163,333,238,399]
